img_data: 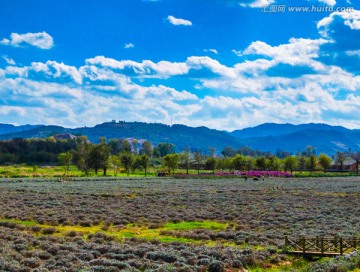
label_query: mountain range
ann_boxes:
[0,122,359,156]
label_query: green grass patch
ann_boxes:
[164,221,228,231]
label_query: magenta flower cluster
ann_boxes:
[215,170,292,178]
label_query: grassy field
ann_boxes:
[0,177,360,271]
[0,164,357,178]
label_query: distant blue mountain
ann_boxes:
[0,124,42,135]
[230,123,348,138]
[231,123,360,155]
[0,122,359,156]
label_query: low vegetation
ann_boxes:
[0,177,360,271]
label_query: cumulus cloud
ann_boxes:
[316,10,360,72]
[0,32,54,49]
[167,15,192,26]
[2,11,360,131]
[242,38,328,68]
[318,10,360,37]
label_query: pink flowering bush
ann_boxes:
[215,170,292,178]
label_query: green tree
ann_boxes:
[336,151,346,171]
[58,151,73,176]
[120,152,134,176]
[205,157,216,174]
[208,147,216,157]
[108,139,122,155]
[74,140,92,175]
[297,155,307,170]
[179,151,191,175]
[283,156,298,173]
[131,140,139,155]
[351,151,360,174]
[256,156,268,170]
[267,156,282,171]
[245,156,255,171]
[121,140,132,153]
[89,139,110,175]
[140,140,153,157]
[318,153,332,172]
[221,146,236,158]
[307,154,318,173]
[232,154,247,171]
[216,157,233,172]
[108,155,121,176]
[302,146,317,157]
[155,143,175,157]
[136,154,150,176]
[194,151,204,174]
[163,154,179,174]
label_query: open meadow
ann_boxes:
[1,176,360,271]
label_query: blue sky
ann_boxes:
[0,0,360,130]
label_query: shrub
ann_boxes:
[41,228,56,235]
[208,260,225,272]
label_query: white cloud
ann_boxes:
[232,49,242,56]
[237,0,275,8]
[167,15,192,26]
[186,56,237,78]
[125,43,134,49]
[242,38,328,67]
[0,32,54,49]
[318,0,336,6]
[318,10,360,37]
[4,60,82,84]
[346,49,360,57]
[2,55,15,65]
[85,56,189,78]
[204,49,219,54]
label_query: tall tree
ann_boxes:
[74,140,92,175]
[256,156,268,170]
[221,146,236,158]
[283,156,298,173]
[267,156,282,171]
[108,155,121,176]
[120,152,134,176]
[336,151,347,171]
[108,139,122,155]
[297,155,307,170]
[351,151,360,174]
[136,154,150,176]
[179,151,191,175]
[318,153,332,172]
[307,154,318,173]
[194,151,204,174]
[232,154,247,171]
[163,154,179,174]
[131,140,139,155]
[58,151,73,176]
[208,147,216,157]
[121,140,132,153]
[89,139,110,175]
[140,141,153,157]
[302,146,317,157]
[206,156,216,174]
[155,143,175,157]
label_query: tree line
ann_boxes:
[0,137,359,175]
